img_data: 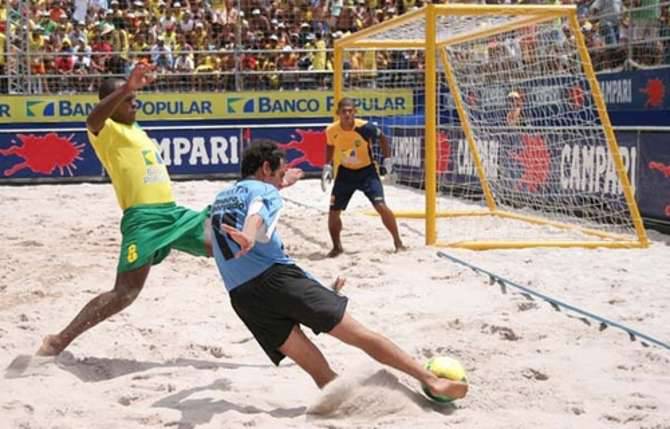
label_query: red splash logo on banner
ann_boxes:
[282,129,327,168]
[242,127,252,145]
[648,161,670,217]
[513,134,550,193]
[0,133,85,176]
[437,131,451,174]
[640,78,665,108]
[569,85,585,109]
[649,161,670,178]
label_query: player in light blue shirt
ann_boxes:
[211,140,468,401]
[211,178,293,290]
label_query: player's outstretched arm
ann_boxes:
[281,168,304,189]
[220,214,263,258]
[87,64,156,135]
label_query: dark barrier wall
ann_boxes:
[638,133,670,221]
[1,124,667,225]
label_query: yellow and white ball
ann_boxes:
[422,356,467,403]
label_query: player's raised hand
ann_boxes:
[220,223,255,258]
[126,64,156,91]
[282,168,304,188]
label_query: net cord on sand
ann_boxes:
[437,251,670,351]
[283,196,329,214]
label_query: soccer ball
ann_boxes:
[422,356,467,403]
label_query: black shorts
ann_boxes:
[330,164,385,211]
[229,264,348,365]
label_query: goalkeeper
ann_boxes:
[322,97,405,257]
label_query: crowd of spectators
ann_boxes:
[0,0,669,94]
[579,0,670,69]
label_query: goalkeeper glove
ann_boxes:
[381,157,394,176]
[321,164,333,192]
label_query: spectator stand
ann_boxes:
[0,0,668,95]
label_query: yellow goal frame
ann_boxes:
[333,4,649,250]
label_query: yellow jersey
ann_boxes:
[326,118,381,170]
[88,119,174,210]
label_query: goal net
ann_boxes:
[333,4,648,249]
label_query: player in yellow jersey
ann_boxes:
[323,98,405,257]
[36,65,302,356]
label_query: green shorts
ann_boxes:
[117,202,210,273]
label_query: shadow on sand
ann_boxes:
[5,351,273,382]
[153,379,307,429]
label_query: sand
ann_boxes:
[1,178,669,429]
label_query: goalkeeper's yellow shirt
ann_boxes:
[326,118,381,170]
[88,119,174,210]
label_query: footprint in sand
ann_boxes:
[480,324,521,341]
[521,368,549,381]
[516,302,539,312]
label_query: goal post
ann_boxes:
[333,4,649,249]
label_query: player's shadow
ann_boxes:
[153,379,307,428]
[4,352,273,383]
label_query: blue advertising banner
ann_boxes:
[0,130,102,180]
[598,69,669,111]
[148,128,241,176]
[599,69,670,126]
[0,127,243,181]
[637,132,670,221]
[428,69,670,127]
[1,121,666,225]
[391,126,639,209]
[246,126,328,172]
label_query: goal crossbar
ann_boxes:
[336,4,576,49]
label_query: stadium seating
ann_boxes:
[0,0,668,94]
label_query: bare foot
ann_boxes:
[36,335,65,357]
[394,243,408,253]
[327,247,343,258]
[426,378,468,400]
[330,276,346,293]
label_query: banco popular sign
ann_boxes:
[0,90,413,124]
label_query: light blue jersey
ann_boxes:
[211,179,293,291]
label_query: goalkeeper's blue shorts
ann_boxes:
[330,164,384,211]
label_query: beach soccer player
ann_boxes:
[35,64,211,356]
[209,139,468,400]
[322,97,405,257]
[36,65,302,356]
